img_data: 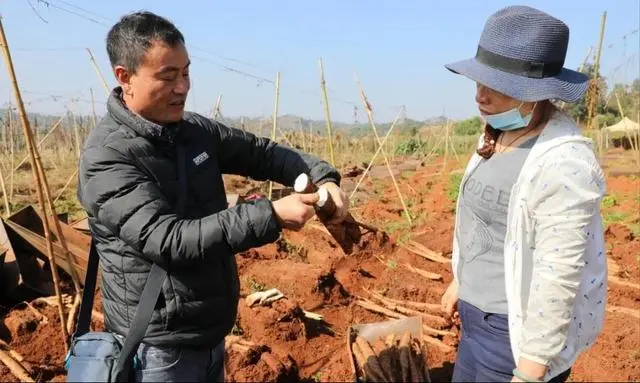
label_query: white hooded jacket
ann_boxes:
[451,110,608,380]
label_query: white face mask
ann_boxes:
[481,102,537,131]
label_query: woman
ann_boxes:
[440,5,607,383]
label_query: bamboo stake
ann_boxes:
[298,117,307,152]
[354,73,412,225]
[8,105,15,205]
[613,92,640,168]
[0,162,10,216]
[69,104,81,160]
[86,48,110,94]
[13,115,65,172]
[33,154,83,334]
[90,87,98,129]
[54,168,79,203]
[213,94,222,119]
[588,12,607,133]
[349,108,403,200]
[268,72,281,200]
[318,59,336,166]
[0,15,70,351]
[1,108,7,153]
[442,119,450,173]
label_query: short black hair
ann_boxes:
[106,11,185,72]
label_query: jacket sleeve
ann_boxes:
[519,146,606,365]
[78,145,282,268]
[201,117,341,187]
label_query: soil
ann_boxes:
[0,157,638,382]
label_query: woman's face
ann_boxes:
[475,82,535,116]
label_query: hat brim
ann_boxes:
[444,57,589,103]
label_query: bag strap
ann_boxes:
[115,140,188,379]
[74,237,100,338]
[73,137,189,380]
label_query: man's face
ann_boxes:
[115,40,190,124]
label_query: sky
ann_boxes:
[0,0,638,123]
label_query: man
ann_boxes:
[76,11,348,382]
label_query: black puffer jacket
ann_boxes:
[77,88,341,348]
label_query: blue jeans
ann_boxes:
[452,300,571,383]
[115,334,225,382]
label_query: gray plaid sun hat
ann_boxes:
[445,5,589,103]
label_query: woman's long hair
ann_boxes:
[477,100,556,159]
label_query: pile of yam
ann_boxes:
[351,331,429,382]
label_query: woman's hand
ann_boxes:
[441,280,460,324]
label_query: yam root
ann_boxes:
[260,352,284,374]
[0,349,34,382]
[350,332,429,382]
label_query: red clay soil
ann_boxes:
[1,163,638,382]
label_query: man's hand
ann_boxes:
[272,192,320,231]
[319,182,349,224]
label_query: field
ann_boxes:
[0,121,638,382]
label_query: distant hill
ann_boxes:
[0,108,451,138]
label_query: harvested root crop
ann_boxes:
[351,331,429,382]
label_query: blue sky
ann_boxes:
[1,0,638,123]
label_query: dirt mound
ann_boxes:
[606,223,635,242]
[0,304,67,382]
[3,306,42,341]
[283,222,393,265]
[341,165,365,178]
[240,260,350,309]
[605,223,640,281]
[225,337,299,382]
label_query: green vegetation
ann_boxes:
[245,277,267,293]
[448,173,463,202]
[567,65,639,128]
[601,194,618,209]
[454,116,483,136]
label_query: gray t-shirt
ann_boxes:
[457,136,537,314]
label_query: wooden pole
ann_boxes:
[0,15,70,350]
[442,120,450,173]
[318,59,336,166]
[349,108,403,200]
[268,72,281,200]
[613,92,640,168]
[588,12,607,132]
[0,160,9,217]
[354,73,412,225]
[213,94,222,120]
[8,105,15,205]
[86,48,110,94]
[90,87,98,129]
[54,168,79,204]
[13,115,65,172]
[70,104,81,160]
